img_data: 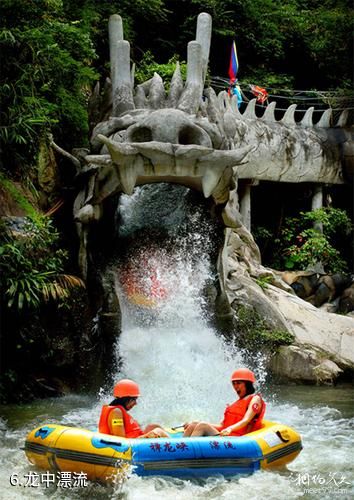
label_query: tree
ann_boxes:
[254,208,352,273]
[0,0,97,174]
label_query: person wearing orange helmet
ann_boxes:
[98,379,169,438]
[183,368,266,437]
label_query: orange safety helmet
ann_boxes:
[231,368,256,383]
[113,379,140,398]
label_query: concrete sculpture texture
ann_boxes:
[73,13,353,384]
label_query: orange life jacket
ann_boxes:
[221,394,266,436]
[98,404,144,438]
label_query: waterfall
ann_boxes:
[111,183,249,425]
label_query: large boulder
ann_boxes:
[264,284,354,382]
[269,345,344,385]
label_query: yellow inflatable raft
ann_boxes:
[25,420,302,482]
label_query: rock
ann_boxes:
[279,271,353,310]
[291,274,319,299]
[37,139,59,204]
[313,273,353,307]
[338,283,354,314]
[319,297,340,313]
[0,216,32,237]
[270,345,322,382]
[313,360,343,385]
[264,285,354,370]
[220,221,354,384]
[270,345,343,385]
[222,226,354,384]
[74,204,102,223]
[0,179,39,217]
[228,275,290,332]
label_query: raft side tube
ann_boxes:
[25,425,70,473]
[131,435,263,477]
[250,421,303,469]
[25,425,133,482]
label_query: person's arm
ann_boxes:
[108,408,126,437]
[220,395,262,436]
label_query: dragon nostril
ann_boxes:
[130,127,152,143]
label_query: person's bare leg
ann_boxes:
[142,426,170,438]
[144,423,161,434]
[190,422,220,437]
[151,427,170,438]
[183,421,200,437]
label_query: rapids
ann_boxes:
[0,185,353,499]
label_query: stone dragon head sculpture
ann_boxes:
[74,12,352,299]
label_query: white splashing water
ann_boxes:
[115,248,244,426]
[113,185,247,425]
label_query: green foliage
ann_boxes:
[302,207,352,236]
[185,0,352,89]
[284,230,344,271]
[292,3,353,88]
[0,1,98,173]
[253,226,273,244]
[235,305,294,352]
[0,173,40,221]
[255,207,352,273]
[0,177,85,310]
[255,275,273,290]
[135,51,187,88]
[242,72,295,91]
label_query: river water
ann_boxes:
[1,185,353,499]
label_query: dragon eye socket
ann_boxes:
[178,125,211,147]
[129,126,152,143]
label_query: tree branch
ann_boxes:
[48,134,81,171]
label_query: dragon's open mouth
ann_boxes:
[96,136,253,199]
